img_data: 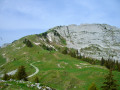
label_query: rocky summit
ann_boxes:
[47,24,120,61]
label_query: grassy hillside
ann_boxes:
[0,34,120,90]
[0,55,6,66]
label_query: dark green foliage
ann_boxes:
[115,61,120,72]
[81,56,99,65]
[38,32,48,38]
[34,76,39,83]
[101,69,118,90]
[42,32,48,38]
[62,47,68,54]
[61,47,101,65]
[101,57,105,66]
[62,47,78,57]
[23,38,33,47]
[104,27,107,29]
[16,66,28,81]
[69,51,76,58]
[53,30,60,37]
[88,83,98,90]
[41,44,54,51]
[2,73,9,80]
[104,59,114,69]
[68,48,77,58]
[104,59,120,72]
[46,38,50,43]
[61,46,120,72]
[77,54,82,59]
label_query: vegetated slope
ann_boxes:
[0,24,120,90]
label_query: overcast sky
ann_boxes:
[0,0,120,46]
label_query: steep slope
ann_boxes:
[46,24,120,61]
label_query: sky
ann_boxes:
[0,0,120,46]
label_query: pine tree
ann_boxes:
[16,66,28,81]
[101,57,105,66]
[115,61,120,71]
[88,83,98,90]
[101,69,118,90]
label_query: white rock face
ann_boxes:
[49,24,120,61]
[0,69,17,77]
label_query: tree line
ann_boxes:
[61,47,120,72]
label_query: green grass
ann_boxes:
[0,55,6,66]
[0,81,38,90]
[60,38,67,45]
[0,35,120,90]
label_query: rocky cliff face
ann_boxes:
[46,24,120,61]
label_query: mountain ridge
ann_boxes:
[1,24,120,61]
[45,24,120,61]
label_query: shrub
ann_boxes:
[88,83,98,90]
[34,76,39,83]
[2,73,9,80]
[23,38,33,47]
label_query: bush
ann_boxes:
[2,73,9,80]
[23,38,33,47]
[62,47,68,54]
[34,76,39,83]
[88,83,98,90]
[41,44,54,51]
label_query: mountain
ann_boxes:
[41,24,120,61]
[0,24,120,90]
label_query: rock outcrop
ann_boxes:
[47,24,120,61]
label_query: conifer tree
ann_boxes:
[101,57,105,66]
[101,69,118,90]
[16,66,28,81]
[115,61,120,71]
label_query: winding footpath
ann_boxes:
[27,62,39,78]
[0,61,39,78]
